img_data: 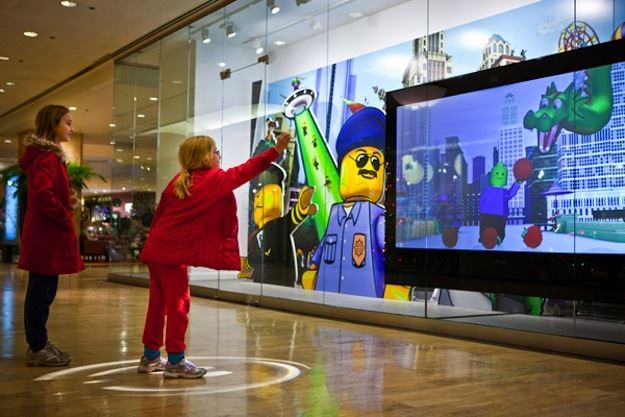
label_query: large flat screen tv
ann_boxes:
[385,39,625,303]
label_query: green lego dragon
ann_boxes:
[523,63,613,153]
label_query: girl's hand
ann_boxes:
[274,132,291,153]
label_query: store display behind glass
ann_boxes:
[111,0,625,343]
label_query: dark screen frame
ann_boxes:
[384,39,625,303]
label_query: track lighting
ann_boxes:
[252,38,264,54]
[201,28,211,44]
[225,20,237,38]
[268,0,280,14]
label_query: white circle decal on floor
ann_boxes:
[35,356,309,396]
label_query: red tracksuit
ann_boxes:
[140,147,279,353]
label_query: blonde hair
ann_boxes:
[173,135,217,199]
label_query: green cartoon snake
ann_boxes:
[523,64,613,153]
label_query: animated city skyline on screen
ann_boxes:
[395,58,624,254]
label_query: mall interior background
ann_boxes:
[1,0,624,358]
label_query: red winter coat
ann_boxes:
[140,147,279,269]
[18,146,84,275]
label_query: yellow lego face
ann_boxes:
[339,146,385,203]
[253,184,283,228]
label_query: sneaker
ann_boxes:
[163,359,207,379]
[26,344,70,367]
[46,342,70,362]
[137,356,167,373]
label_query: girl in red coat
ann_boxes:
[19,104,84,367]
[138,132,290,378]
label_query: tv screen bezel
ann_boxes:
[384,38,625,303]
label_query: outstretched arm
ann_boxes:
[213,132,291,194]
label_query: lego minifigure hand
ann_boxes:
[297,185,318,216]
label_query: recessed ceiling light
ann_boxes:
[0,88,5,93]
[60,1,77,7]
[137,113,145,118]
[0,56,9,61]
[4,139,12,144]
[133,155,140,159]
[109,123,116,127]
[23,31,38,38]
[110,141,116,145]
[149,97,158,101]
[256,47,265,54]
[5,81,15,86]
[147,157,153,161]
[273,40,286,46]
[116,148,124,152]
[171,80,183,84]
[68,106,77,111]
[349,11,363,18]
[218,62,227,67]
[116,159,123,163]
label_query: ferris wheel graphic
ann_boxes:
[558,21,599,52]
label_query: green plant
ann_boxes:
[66,161,107,192]
[0,162,106,201]
[0,164,26,202]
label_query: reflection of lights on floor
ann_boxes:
[36,356,309,396]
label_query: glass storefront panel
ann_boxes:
[111,43,160,276]
[113,0,625,345]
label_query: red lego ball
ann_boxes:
[442,227,458,248]
[523,225,543,249]
[480,227,498,250]
[513,158,532,182]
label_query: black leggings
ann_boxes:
[24,272,59,352]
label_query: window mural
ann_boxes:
[236,0,624,318]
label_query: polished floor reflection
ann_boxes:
[2,264,625,416]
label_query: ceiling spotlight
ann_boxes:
[201,28,211,44]
[267,0,280,14]
[0,56,9,61]
[23,31,38,38]
[0,89,5,93]
[109,123,116,127]
[149,96,158,101]
[310,15,322,31]
[295,0,310,5]
[252,38,264,54]
[5,81,14,86]
[60,1,77,7]
[225,21,236,38]
[68,106,77,111]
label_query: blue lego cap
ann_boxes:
[336,107,385,165]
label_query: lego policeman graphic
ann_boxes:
[307,107,386,298]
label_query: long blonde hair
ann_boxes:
[173,135,217,199]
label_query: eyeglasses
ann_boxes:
[214,149,221,157]
[348,152,383,171]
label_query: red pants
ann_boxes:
[142,263,190,353]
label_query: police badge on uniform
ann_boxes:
[352,233,366,267]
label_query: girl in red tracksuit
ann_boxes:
[138,133,289,378]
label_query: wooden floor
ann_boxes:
[1,264,625,417]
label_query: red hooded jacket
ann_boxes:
[139,147,279,269]
[17,145,84,275]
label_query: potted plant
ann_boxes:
[0,161,106,236]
